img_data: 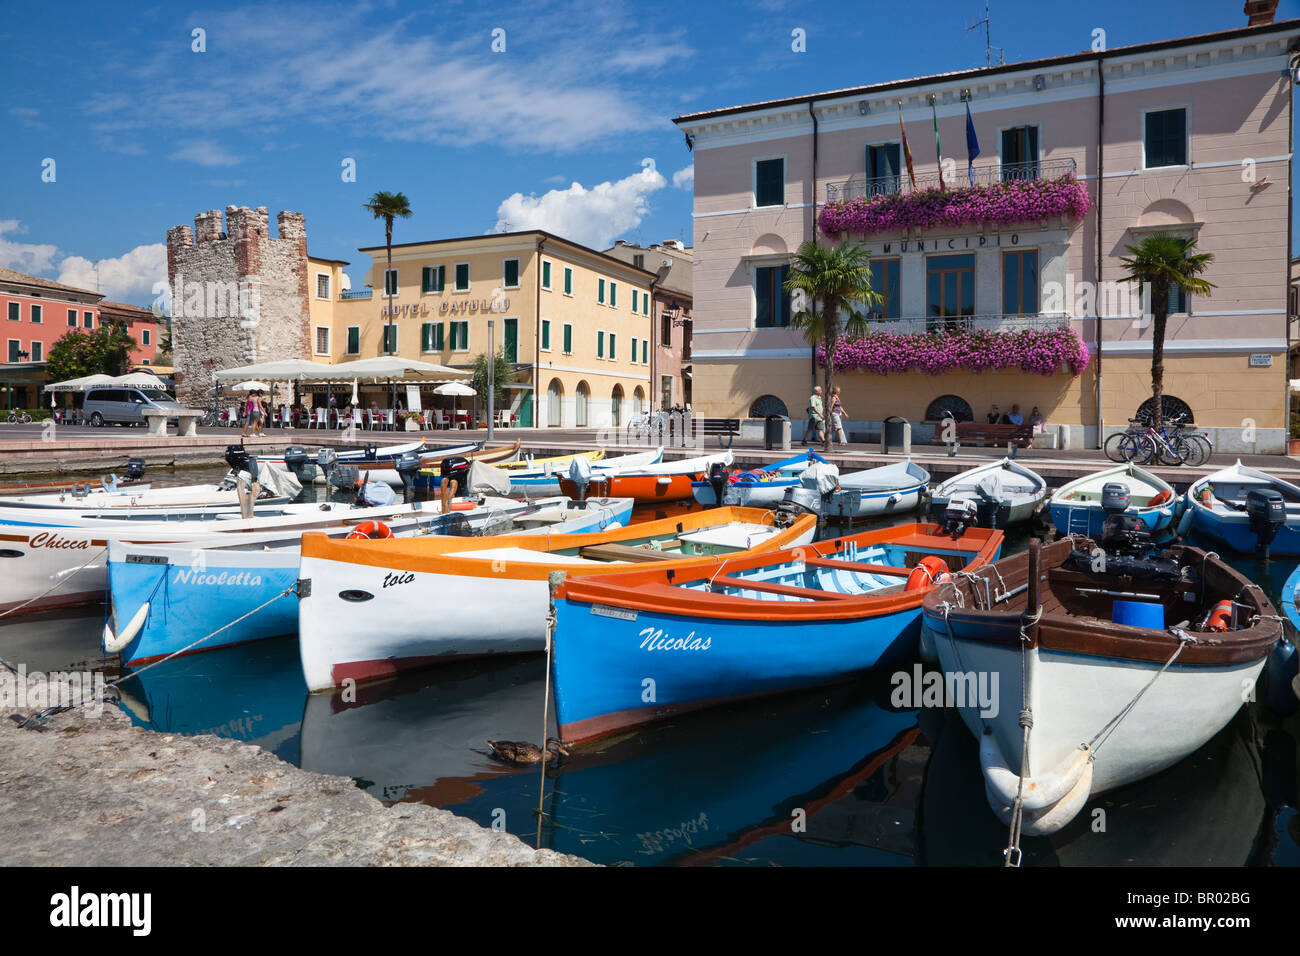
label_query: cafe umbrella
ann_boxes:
[433,381,476,427]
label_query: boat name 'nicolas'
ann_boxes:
[638,627,711,652]
[173,569,265,587]
[28,532,91,550]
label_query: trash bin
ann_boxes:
[765,414,791,451]
[881,415,911,455]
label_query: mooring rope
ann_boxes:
[1084,629,1197,759]
[0,546,108,623]
[1003,604,1042,868]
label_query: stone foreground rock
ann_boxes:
[0,673,592,866]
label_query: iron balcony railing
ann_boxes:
[861,312,1071,335]
[826,157,1078,203]
[341,288,374,300]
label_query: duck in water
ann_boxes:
[487,738,570,765]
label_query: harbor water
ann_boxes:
[3,466,1297,867]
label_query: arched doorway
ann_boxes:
[610,384,624,427]
[1135,395,1193,425]
[633,386,645,418]
[749,394,789,418]
[575,381,590,427]
[547,378,564,427]
[925,394,973,422]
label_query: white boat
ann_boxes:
[782,459,929,518]
[1182,460,1300,558]
[926,458,1047,528]
[920,539,1279,836]
[296,506,818,691]
[1048,462,1180,538]
[0,476,284,513]
[509,448,664,497]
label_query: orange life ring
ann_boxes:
[347,520,393,540]
[1205,600,1234,632]
[1149,490,1172,506]
[906,555,950,591]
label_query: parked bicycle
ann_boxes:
[5,410,32,424]
[1104,413,1211,466]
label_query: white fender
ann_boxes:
[980,730,1092,811]
[1176,503,1195,537]
[985,758,1094,836]
[103,602,150,654]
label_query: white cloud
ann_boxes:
[57,244,167,304]
[170,141,243,166]
[672,164,694,189]
[492,159,667,250]
[0,221,60,274]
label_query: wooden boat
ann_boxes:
[1183,460,1300,557]
[926,457,1047,528]
[498,448,605,471]
[551,522,1003,745]
[296,505,817,692]
[690,450,828,507]
[1049,462,1179,538]
[919,537,1280,835]
[509,448,662,497]
[558,451,732,503]
[105,496,635,668]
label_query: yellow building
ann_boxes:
[311,231,656,428]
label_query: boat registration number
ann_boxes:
[590,603,637,621]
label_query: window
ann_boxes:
[1001,125,1040,180]
[755,265,791,327]
[384,269,398,296]
[455,263,470,291]
[421,322,444,352]
[926,254,976,328]
[316,273,330,299]
[868,259,900,319]
[503,259,520,289]
[67,308,77,326]
[382,324,398,353]
[755,157,785,207]
[563,323,573,354]
[1003,250,1039,316]
[661,375,673,410]
[640,339,648,365]
[84,311,93,327]
[541,260,552,290]
[631,290,639,314]
[541,318,551,351]
[31,305,41,325]
[142,329,151,346]
[1145,108,1187,168]
[633,253,644,269]
[598,278,606,305]
[450,321,469,350]
[661,313,672,345]
[31,341,42,361]
[6,302,17,322]
[865,143,902,196]
[643,292,651,316]
[1167,284,1188,314]
[346,326,360,354]
[563,266,573,296]
[315,327,330,355]
[422,265,446,293]
[8,340,20,362]
[609,332,616,361]
[504,318,518,363]
[597,330,605,359]
[609,282,617,308]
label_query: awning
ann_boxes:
[327,356,470,382]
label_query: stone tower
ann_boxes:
[165,206,311,405]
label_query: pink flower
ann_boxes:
[818,327,1091,377]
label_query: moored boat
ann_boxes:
[296,506,816,692]
[551,522,1003,745]
[926,457,1047,529]
[690,450,828,507]
[920,537,1280,836]
[1048,462,1179,538]
[558,450,732,503]
[785,459,930,519]
[509,448,662,497]
[1183,460,1300,558]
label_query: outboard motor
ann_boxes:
[1246,488,1286,560]
[567,455,593,502]
[316,448,339,486]
[394,451,421,503]
[1100,512,1152,556]
[124,457,146,481]
[363,443,378,461]
[943,495,979,537]
[440,455,471,495]
[284,445,317,483]
[706,461,728,509]
[224,444,251,475]
[330,463,360,492]
[1100,481,1131,517]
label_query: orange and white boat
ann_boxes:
[559,450,732,503]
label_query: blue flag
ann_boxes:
[965,101,980,185]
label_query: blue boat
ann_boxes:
[1048,462,1181,537]
[690,449,828,507]
[1184,460,1300,557]
[551,522,1003,745]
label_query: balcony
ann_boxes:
[866,312,1070,335]
[341,287,374,300]
[826,157,1078,203]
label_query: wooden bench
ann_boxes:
[695,418,740,448]
[579,543,682,562]
[952,421,1033,448]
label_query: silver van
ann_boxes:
[83,386,185,427]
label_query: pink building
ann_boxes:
[676,9,1296,452]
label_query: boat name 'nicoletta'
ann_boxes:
[639,627,711,651]
[173,569,264,587]
[28,532,91,550]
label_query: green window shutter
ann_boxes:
[597,330,605,358]
[422,267,432,293]
[609,333,616,360]
[504,318,518,363]
[641,339,648,364]
[455,263,469,290]
[541,320,550,350]
[598,278,605,304]
[434,265,445,292]
[542,261,551,289]
[564,268,573,295]
[435,323,444,350]
[459,322,469,350]
[385,270,397,295]
[563,324,572,353]
[610,283,617,308]
[421,322,432,351]
[504,259,519,288]
[347,327,359,353]
[632,290,639,313]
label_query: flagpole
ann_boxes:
[930,94,944,190]
[898,100,917,193]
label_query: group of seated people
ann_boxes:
[984,403,1047,433]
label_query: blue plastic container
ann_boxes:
[1112,599,1164,629]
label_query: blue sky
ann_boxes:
[0,0,1295,305]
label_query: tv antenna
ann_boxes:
[968,0,1004,68]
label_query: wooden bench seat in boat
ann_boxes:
[578,543,683,562]
[711,577,849,600]
[803,557,911,576]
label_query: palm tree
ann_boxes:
[1118,234,1215,430]
[783,240,881,451]
[363,191,413,355]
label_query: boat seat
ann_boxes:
[578,543,682,562]
[804,557,910,576]
[711,577,848,600]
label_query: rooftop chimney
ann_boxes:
[614,239,627,246]
[1244,0,1278,25]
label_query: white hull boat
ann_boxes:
[927,458,1047,528]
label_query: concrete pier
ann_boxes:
[0,673,591,866]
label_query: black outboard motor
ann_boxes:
[364,443,378,461]
[1246,488,1286,560]
[224,444,251,475]
[440,455,471,494]
[1100,481,1131,517]
[284,445,317,483]
[330,463,359,491]
[706,462,728,509]
[1100,512,1152,555]
[316,448,338,486]
[125,457,146,481]
[394,451,421,503]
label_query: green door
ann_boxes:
[503,318,518,363]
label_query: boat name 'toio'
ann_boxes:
[173,569,265,587]
[639,627,711,652]
[28,532,92,550]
